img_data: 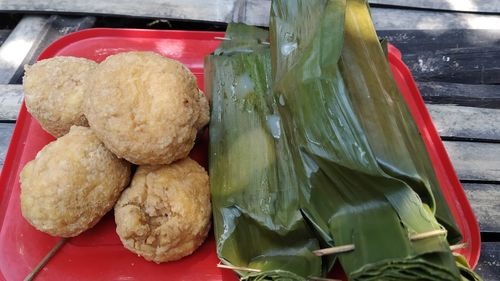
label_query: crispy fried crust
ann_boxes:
[84,52,209,165]
[20,126,131,237]
[23,57,97,137]
[114,158,211,263]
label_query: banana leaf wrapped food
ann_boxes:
[207,24,323,280]
[206,1,482,280]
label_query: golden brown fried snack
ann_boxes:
[23,57,97,137]
[84,51,209,165]
[114,158,211,263]
[20,126,131,237]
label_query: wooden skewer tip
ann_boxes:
[450,243,468,251]
[24,238,68,281]
[313,244,355,256]
[214,36,231,41]
[217,263,262,273]
[410,229,447,241]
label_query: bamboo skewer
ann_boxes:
[217,263,262,273]
[214,36,232,41]
[217,239,466,278]
[313,244,355,256]
[409,229,447,241]
[450,243,468,251]
[313,229,449,257]
[24,238,68,281]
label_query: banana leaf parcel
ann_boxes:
[207,1,482,280]
[207,24,324,280]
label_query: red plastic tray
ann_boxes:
[0,28,480,281]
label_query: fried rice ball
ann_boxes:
[84,51,209,165]
[23,57,97,137]
[114,158,211,263]
[20,126,131,237]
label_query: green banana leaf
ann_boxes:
[207,23,323,280]
[270,0,478,280]
[207,1,482,280]
[339,0,461,244]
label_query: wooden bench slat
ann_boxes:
[0,123,14,170]
[3,1,500,29]
[400,46,500,84]
[0,84,22,121]
[0,29,11,46]
[477,242,500,280]
[444,141,500,182]
[428,105,500,141]
[464,183,500,233]
[418,82,500,109]
[0,16,50,84]
[378,29,500,55]
[6,15,96,84]
[370,0,500,14]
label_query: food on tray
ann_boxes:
[207,0,482,280]
[114,158,211,263]
[20,126,131,237]
[207,23,323,279]
[84,51,209,165]
[23,56,97,137]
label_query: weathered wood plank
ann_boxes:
[402,46,500,84]
[0,123,14,171]
[371,8,500,30]
[0,0,270,26]
[0,84,23,121]
[3,1,500,30]
[0,29,10,46]
[444,142,500,182]
[0,15,95,84]
[477,242,500,281]
[7,15,96,84]
[464,183,500,233]
[0,16,50,84]
[418,82,500,109]
[370,0,500,14]
[378,29,500,55]
[427,105,500,141]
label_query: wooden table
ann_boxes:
[0,1,498,280]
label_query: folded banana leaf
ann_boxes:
[270,0,480,280]
[208,1,482,280]
[338,0,462,244]
[207,23,323,280]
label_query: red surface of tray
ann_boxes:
[0,28,480,281]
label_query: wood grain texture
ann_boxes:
[0,122,14,171]
[371,8,500,30]
[0,0,272,26]
[7,15,96,84]
[464,183,500,233]
[378,29,500,55]
[402,46,500,84]
[444,141,500,182]
[427,105,500,140]
[477,242,500,281]
[0,16,49,84]
[3,1,500,29]
[370,0,500,14]
[418,82,500,109]
[0,84,23,121]
[0,29,10,46]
